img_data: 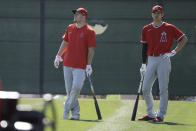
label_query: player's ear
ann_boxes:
[161,12,164,17]
[151,13,154,18]
[83,15,86,21]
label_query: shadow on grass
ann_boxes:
[148,121,190,126]
[72,119,103,122]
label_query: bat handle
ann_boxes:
[140,73,144,81]
[87,75,95,94]
[87,75,93,86]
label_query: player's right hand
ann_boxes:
[140,64,147,76]
[54,55,63,69]
[86,65,93,76]
[163,50,176,59]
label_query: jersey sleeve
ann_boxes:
[87,30,96,47]
[172,25,185,41]
[140,27,147,43]
[62,26,69,42]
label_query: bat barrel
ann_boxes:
[131,74,144,121]
[87,75,102,120]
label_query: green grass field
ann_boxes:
[19,97,196,131]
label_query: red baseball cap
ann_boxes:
[152,5,163,13]
[72,8,88,19]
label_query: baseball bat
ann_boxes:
[131,74,144,121]
[87,75,102,120]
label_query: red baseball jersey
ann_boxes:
[62,23,96,69]
[141,22,185,56]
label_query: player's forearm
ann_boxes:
[57,41,67,56]
[142,43,148,64]
[87,47,94,65]
[174,36,188,53]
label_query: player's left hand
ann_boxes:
[140,64,147,76]
[86,65,92,76]
[163,50,176,59]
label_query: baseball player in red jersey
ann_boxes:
[138,5,188,122]
[54,8,96,120]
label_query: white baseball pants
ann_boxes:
[142,56,171,119]
[63,66,86,118]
